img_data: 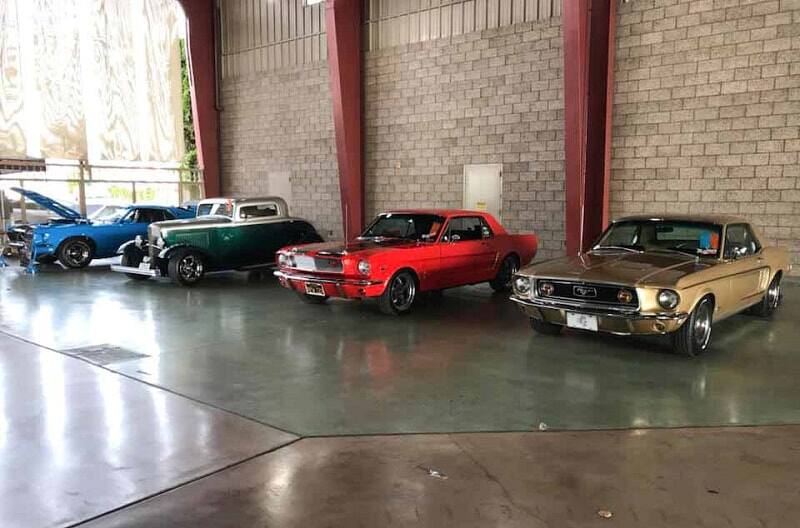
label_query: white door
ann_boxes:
[267,171,292,204]
[463,164,502,220]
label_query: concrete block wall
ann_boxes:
[364,17,566,259]
[611,0,800,267]
[219,64,343,239]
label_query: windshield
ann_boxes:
[594,220,723,257]
[89,205,126,221]
[360,213,445,242]
[99,207,133,224]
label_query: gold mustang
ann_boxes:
[511,215,792,356]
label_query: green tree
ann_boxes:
[180,40,198,177]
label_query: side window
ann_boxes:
[239,203,278,219]
[196,203,213,216]
[725,224,760,259]
[479,217,494,238]
[162,210,176,221]
[445,217,484,242]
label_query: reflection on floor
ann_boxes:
[1,263,798,527]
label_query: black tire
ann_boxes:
[36,254,58,264]
[296,291,328,304]
[58,238,93,268]
[379,270,417,315]
[672,296,713,357]
[748,274,781,317]
[530,318,563,335]
[121,245,150,281]
[490,255,519,292]
[167,248,205,286]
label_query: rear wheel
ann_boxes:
[530,318,563,335]
[167,248,205,286]
[58,238,93,268]
[748,275,781,317]
[490,255,519,292]
[121,245,150,281]
[672,297,713,357]
[379,270,417,315]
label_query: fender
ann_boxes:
[158,244,210,261]
[116,240,137,255]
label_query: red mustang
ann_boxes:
[274,210,538,315]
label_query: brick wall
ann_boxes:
[364,17,566,259]
[219,64,342,239]
[611,0,800,267]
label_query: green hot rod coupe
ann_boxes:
[111,197,323,286]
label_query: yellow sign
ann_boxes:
[475,201,487,211]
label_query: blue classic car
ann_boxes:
[10,188,195,269]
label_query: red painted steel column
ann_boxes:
[326,0,364,240]
[179,0,221,198]
[562,0,617,255]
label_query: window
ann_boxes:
[212,202,233,218]
[444,217,486,242]
[596,220,723,257]
[724,224,761,259]
[360,213,445,242]
[196,203,214,216]
[239,203,278,219]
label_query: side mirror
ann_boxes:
[451,234,461,242]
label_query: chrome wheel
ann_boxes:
[693,301,712,351]
[178,255,203,282]
[767,279,781,310]
[389,273,416,311]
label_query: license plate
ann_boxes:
[566,312,598,331]
[304,282,325,296]
[138,262,151,271]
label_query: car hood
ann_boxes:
[153,216,226,229]
[289,238,420,257]
[11,187,83,221]
[522,251,718,286]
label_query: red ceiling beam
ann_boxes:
[563,0,618,255]
[326,0,364,240]
[179,0,221,198]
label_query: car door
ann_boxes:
[96,208,146,256]
[438,216,498,287]
[722,223,768,312]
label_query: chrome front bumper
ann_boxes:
[510,295,689,335]
[273,270,381,287]
[111,265,161,277]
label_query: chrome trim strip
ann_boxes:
[111,265,161,277]
[274,270,381,287]
[510,295,688,320]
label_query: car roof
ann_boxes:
[198,196,286,205]
[381,209,493,218]
[613,214,750,226]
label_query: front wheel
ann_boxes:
[379,270,417,315]
[167,249,205,286]
[672,297,713,357]
[490,255,519,292]
[58,238,93,268]
[530,318,563,335]
[121,245,150,281]
[748,275,781,317]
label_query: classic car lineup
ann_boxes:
[2,187,791,356]
[275,210,538,314]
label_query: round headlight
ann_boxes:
[357,260,371,276]
[657,289,680,310]
[513,276,531,294]
[539,282,555,296]
[617,289,634,304]
[278,253,288,266]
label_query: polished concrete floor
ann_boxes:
[1,261,799,527]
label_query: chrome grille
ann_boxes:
[291,254,343,273]
[536,280,639,309]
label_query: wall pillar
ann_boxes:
[563,0,617,254]
[325,0,364,240]
[179,0,221,198]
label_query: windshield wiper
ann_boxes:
[592,245,642,254]
[649,248,698,258]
